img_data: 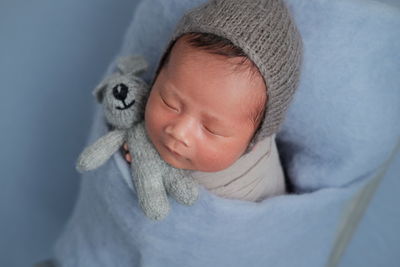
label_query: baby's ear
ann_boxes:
[117,55,148,76]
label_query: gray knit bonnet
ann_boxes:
[153,0,303,151]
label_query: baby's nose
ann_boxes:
[112,83,128,101]
[166,117,195,147]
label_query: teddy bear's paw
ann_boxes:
[75,147,101,172]
[164,173,199,206]
[139,196,170,221]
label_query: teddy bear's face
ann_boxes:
[102,74,149,129]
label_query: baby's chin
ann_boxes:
[155,141,237,172]
[160,150,217,172]
[165,159,193,170]
[164,156,234,172]
[192,157,242,173]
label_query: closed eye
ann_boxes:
[161,96,179,112]
[203,125,223,137]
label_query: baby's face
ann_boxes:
[145,37,266,172]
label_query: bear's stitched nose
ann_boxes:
[112,83,128,101]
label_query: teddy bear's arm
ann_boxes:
[76,129,126,172]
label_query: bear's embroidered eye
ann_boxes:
[112,83,129,101]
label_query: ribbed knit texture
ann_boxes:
[157,0,303,151]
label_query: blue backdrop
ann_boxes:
[0,0,139,266]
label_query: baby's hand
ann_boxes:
[122,143,132,163]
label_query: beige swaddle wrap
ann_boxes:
[191,135,286,202]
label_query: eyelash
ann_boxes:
[161,96,179,112]
[203,125,221,136]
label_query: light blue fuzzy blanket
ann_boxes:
[53,0,400,266]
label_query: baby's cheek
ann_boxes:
[145,107,164,148]
[195,142,240,172]
[146,100,164,128]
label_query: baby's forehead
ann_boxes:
[152,34,266,92]
[172,38,263,82]
[167,45,264,93]
[158,55,265,125]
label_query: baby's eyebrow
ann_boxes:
[162,84,184,101]
[202,112,221,123]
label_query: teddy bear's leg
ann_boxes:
[130,161,170,220]
[163,168,199,206]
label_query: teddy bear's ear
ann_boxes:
[117,55,148,76]
[92,78,108,103]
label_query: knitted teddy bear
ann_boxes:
[76,55,199,220]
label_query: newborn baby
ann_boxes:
[122,0,302,202]
[123,33,286,202]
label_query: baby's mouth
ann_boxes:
[164,144,189,161]
[116,99,135,110]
